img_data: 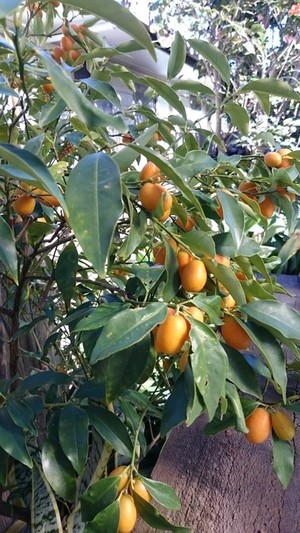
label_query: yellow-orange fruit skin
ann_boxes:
[176,215,196,231]
[179,351,189,372]
[12,195,35,216]
[215,253,230,268]
[259,195,275,218]
[33,188,60,207]
[221,294,236,311]
[130,479,151,502]
[139,183,172,212]
[118,494,137,533]
[43,82,54,94]
[245,407,271,444]
[177,250,193,273]
[69,49,81,62]
[277,148,293,168]
[159,207,171,222]
[180,259,207,293]
[238,181,258,198]
[153,238,177,265]
[221,315,251,351]
[264,152,282,168]
[140,161,162,182]
[108,465,129,494]
[154,314,189,355]
[60,35,75,52]
[271,410,295,441]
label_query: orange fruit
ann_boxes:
[245,407,271,444]
[108,465,129,494]
[12,194,35,216]
[154,313,189,355]
[50,1,60,7]
[178,351,189,372]
[259,195,275,218]
[33,188,60,207]
[159,207,171,222]
[185,306,204,324]
[236,271,247,281]
[215,189,234,218]
[122,133,133,143]
[140,161,162,182]
[139,183,172,212]
[153,238,177,264]
[177,250,193,273]
[271,410,295,441]
[43,82,54,94]
[215,253,230,268]
[221,294,236,311]
[118,494,137,533]
[176,215,196,231]
[130,478,151,502]
[263,152,282,168]
[221,315,251,350]
[69,49,81,62]
[153,131,163,142]
[51,46,65,63]
[60,35,75,52]
[180,259,207,293]
[277,148,293,168]
[238,181,258,199]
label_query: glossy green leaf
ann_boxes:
[113,124,158,171]
[161,373,188,438]
[222,343,262,399]
[241,79,300,101]
[118,195,148,260]
[0,83,18,97]
[189,38,230,85]
[133,493,190,533]
[83,501,119,533]
[163,236,181,302]
[119,399,147,455]
[167,31,186,80]
[65,152,123,277]
[203,259,246,306]
[175,150,217,178]
[31,464,63,533]
[37,51,126,132]
[217,191,245,252]
[225,382,247,433]
[90,302,167,363]
[61,0,155,59]
[0,0,21,17]
[171,80,214,96]
[180,229,216,259]
[278,232,300,266]
[272,435,294,489]
[81,78,122,110]
[87,405,133,457]
[55,242,78,307]
[0,447,8,485]
[0,408,32,468]
[105,335,152,403]
[41,439,76,502]
[80,477,119,522]
[193,294,222,325]
[142,76,186,118]
[253,91,271,114]
[59,405,89,476]
[190,319,228,421]
[224,102,249,136]
[39,98,66,127]
[241,300,300,344]
[6,397,37,435]
[15,370,71,395]
[0,143,67,214]
[74,303,130,332]
[139,475,181,510]
[0,216,18,284]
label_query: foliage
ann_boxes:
[0,0,300,531]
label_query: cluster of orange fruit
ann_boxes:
[138,162,172,222]
[263,148,294,169]
[108,466,151,533]
[245,407,295,445]
[12,182,60,216]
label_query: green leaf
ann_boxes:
[190,319,228,421]
[105,335,152,403]
[203,259,246,306]
[133,493,190,533]
[174,150,217,178]
[65,152,123,277]
[193,294,222,325]
[31,464,63,533]
[241,79,300,101]
[160,373,189,438]
[189,38,230,85]
[83,501,119,533]
[37,51,126,132]
[55,242,78,307]
[0,0,21,17]
[80,477,119,522]
[272,435,294,489]
[225,382,247,433]
[81,78,122,110]
[61,0,155,59]
[222,344,262,399]
[167,31,186,80]
[171,80,214,96]
[0,216,18,284]
[0,83,18,98]
[142,76,187,118]
[59,405,89,476]
[39,98,67,127]
[113,124,158,172]
[15,370,71,395]
[224,102,249,136]
[217,190,245,252]
[41,439,77,502]
[0,143,67,215]
[90,303,167,364]
[241,300,300,344]
[74,303,130,332]
[180,229,216,259]
[163,236,181,302]
[87,405,133,457]
[139,475,181,510]
[0,447,8,485]
[278,232,300,266]
[0,408,32,468]
[6,397,37,435]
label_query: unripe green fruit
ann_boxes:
[271,410,295,441]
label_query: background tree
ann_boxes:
[0,1,300,532]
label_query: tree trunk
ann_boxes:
[136,275,300,533]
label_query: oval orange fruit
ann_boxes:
[154,314,189,355]
[221,315,251,350]
[118,494,137,533]
[108,465,129,494]
[140,161,162,182]
[263,151,282,168]
[130,478,151,502]
[180,259,207,293]
[245,407,271,444]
